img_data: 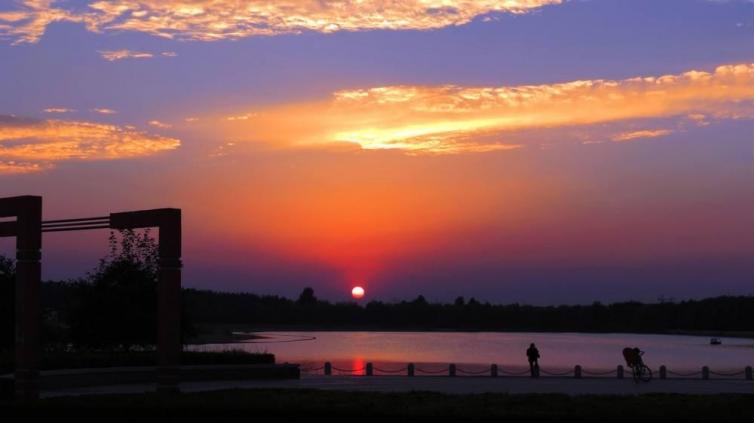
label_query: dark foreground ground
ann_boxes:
[2,389,753,421]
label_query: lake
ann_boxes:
[190,331,754,374]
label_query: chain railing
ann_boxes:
[456,367,493,376]
[297,362,753,380]
[498,368,531,376]
[582,368,618,376]
[373,366,409,375]
[539,368,574,377]
[415,365,451,375]
[666,369,703,377]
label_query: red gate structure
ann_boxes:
[0,195,182,399]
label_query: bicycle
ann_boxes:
[630,352,652,382]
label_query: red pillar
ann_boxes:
[157,210,181,393]
[9,196,42,400]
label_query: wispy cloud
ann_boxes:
[99,49,154,61]
[0,160,43,175]
[212,63,754,154]
[91,107,117,114]
[98,49,178,61]
[225,113,256,121]
[612,129,673,142]
[1,0,563,44]
[43,107,76,113]
[0,115,180,173]
[148,120,172,128]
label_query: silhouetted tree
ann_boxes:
[68,230,158,350]
[412,295,428,306]
[297,287,317,306]
[67,230,194,351]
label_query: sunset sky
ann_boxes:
[2,0,754,304]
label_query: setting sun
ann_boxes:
[351,286,365,300]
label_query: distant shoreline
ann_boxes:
[189,324,754,344]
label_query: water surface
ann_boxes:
[191,331,754,373]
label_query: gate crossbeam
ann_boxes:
[41,216,110,233]
[1,196,182,399]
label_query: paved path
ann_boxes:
[42,375,754,398]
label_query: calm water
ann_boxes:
[191,332,754,373]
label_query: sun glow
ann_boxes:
[351,286,365,300]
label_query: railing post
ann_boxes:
[574,365,582,379]
[407,363,415,377]
[366,362,373,376]
[746,366,752,381]
[491,364,498,378]
[617,365,624,379]
[324,362,332,376]
[702,366,709,380]
[660,365,667,380]
[449,364,456,377]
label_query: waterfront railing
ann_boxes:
[299,362,754,380]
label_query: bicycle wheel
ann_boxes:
[639,364,652,382]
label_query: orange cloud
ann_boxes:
[0,0,82,45]
[0,161,44,175]
[0,115,180,172]
[1,0,562,44]
[207,63,754,154]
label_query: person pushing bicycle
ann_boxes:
[622,347,652,382]
[622,347,643,367]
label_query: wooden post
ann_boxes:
[746,366,752,381]
[366,362,373,376]
[574,365,582,379]
[449,364,456,377]
[324,362,332,375]
[659,365,667,379]
[617,365,624,379]
[157,210,181,394]
[111,209,183,394]
[491,364,498,377]
[702,366,709,380]
[407,363,415,377]
[1,196,42,401]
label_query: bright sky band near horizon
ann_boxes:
[1,0,754,304]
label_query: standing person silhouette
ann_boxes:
[526,343,540,378]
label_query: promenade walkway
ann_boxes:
[41,375,754,398]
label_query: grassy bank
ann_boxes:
[1,389,753,421]
[0,350,274,374]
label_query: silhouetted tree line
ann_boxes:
[181,288,754,334]
[2,249,754,352]
[0,230,194,352]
